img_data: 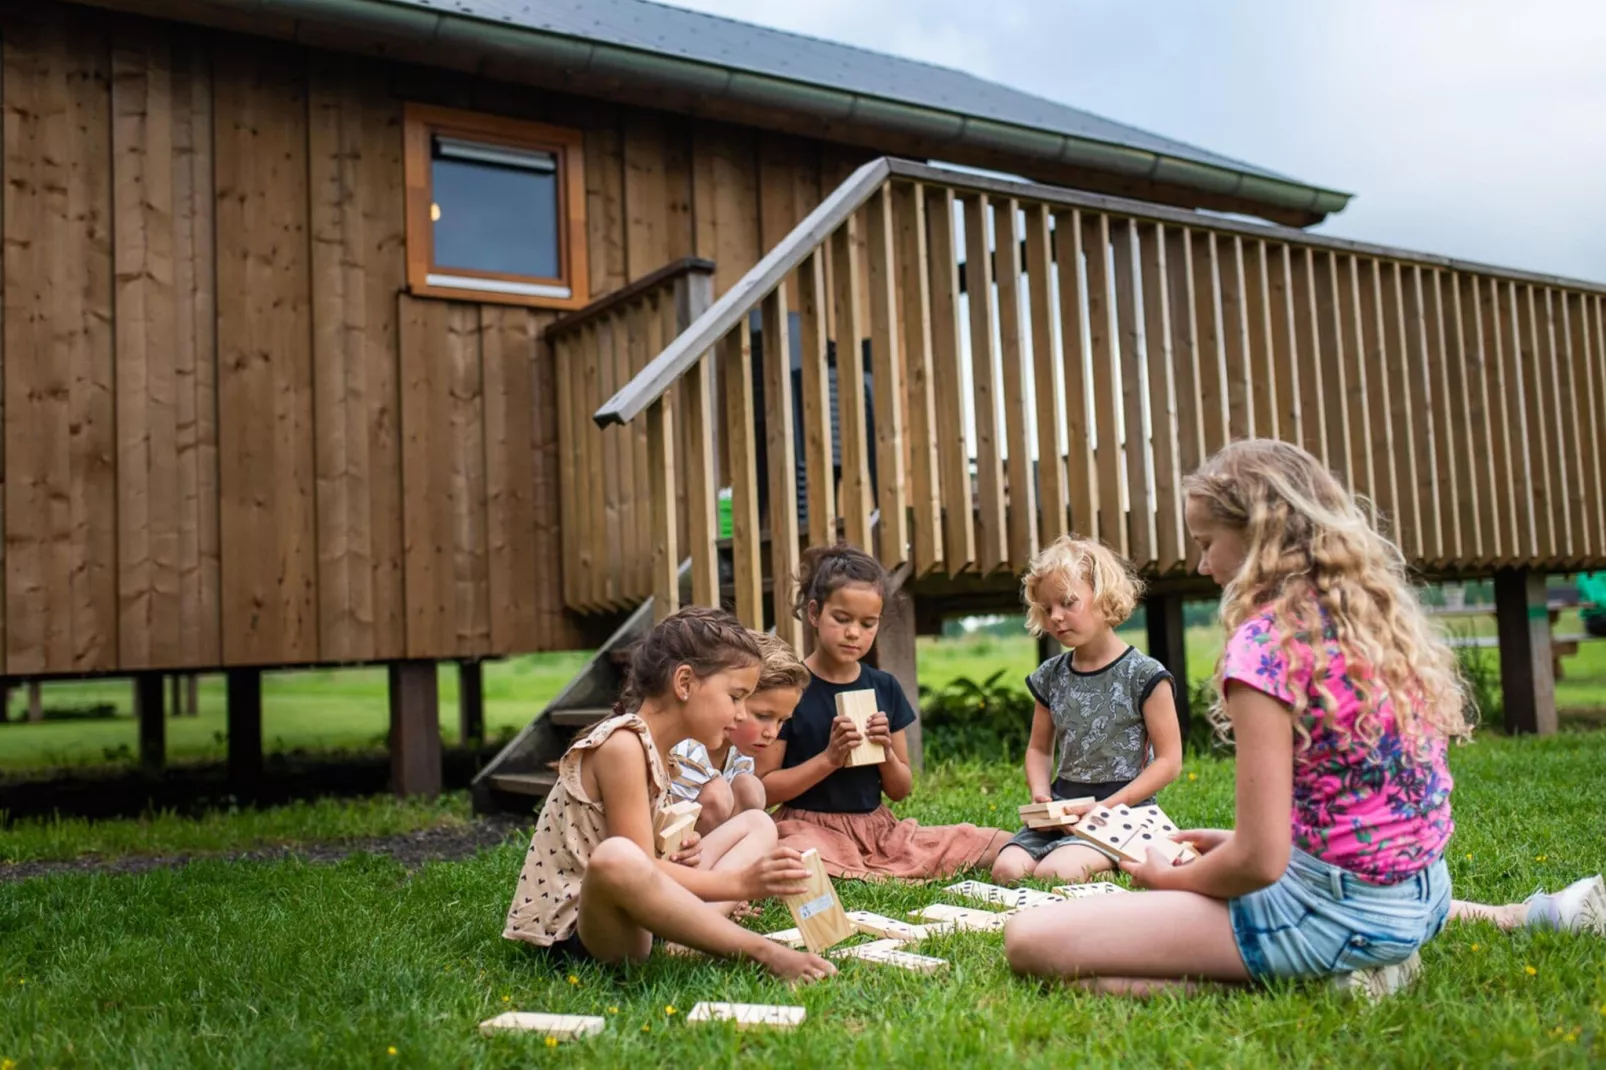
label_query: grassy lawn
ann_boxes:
[3,734,1605,1067]
[2,613,1602,772]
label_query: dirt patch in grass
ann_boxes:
[0,819,523,885]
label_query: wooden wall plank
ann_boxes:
[832,217,873,553]
[1025,203,1066,544]
[112,26,180,670]
[1055,209,1097,535]
[1216,234,1256,441]
[539,322,584,647]
[894,182,943,573]
[1422,268,1459,563]
[692,123,761,299]
[866,186,909,570]
[308,57,406,663]
[1342,255,1376,508]
[962,196,1007,573]
[1289,247,1325,462]
[1480,276,1520,562]
[721,326,762,626]
[1542,289,1577,561]
[797,250,836,552]
[1572,294,1603,560]
[1138,223,1183,572]
[1188,231,1226,458]
[552,331,583,610]
[993,198,1036,570]
[623,111,694,280]
[1446,274,1486,562]
[1166,228,1207,478]
[1111,219,1153,568]
[1313,251,1352,487]
[4,8,117,674]
[1081,213,1124,554]
[585,119,627,298]
[1378,261,1416,554]
[1242,240,1278,441]
[215,37,317,665]
[1268,244,1301,446]
[1590,297,1606,553]
[1357,260,1398,536]
[595,314,623,608]
[1511,285,1548,559]
[1401,266,1439,561]
[761,288,800,648]
[925,187,975,572]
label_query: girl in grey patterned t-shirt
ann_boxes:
[992,536,1185,887]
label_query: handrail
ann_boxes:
[592,157,893,427]
[547,257,715,339]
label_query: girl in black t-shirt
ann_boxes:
[754,543,1011,879]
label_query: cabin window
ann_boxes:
[403,104,589,309]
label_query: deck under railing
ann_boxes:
[579,157,1606,637]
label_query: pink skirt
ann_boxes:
[773,804,1012,881]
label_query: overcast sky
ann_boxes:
[660,0,1606,284]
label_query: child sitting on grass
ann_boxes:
[501,606,834,982]
[668,632,810,836]
[756,542,1011,879]
[992,535,1183,886]
[1005,439,1602,997]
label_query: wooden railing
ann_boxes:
[590,158,1606,636]
[547,258,714,616]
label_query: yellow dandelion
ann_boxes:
[665,1005,677,1016]
[608,1006,619,1015]
[387,1046,398,1056]
[1536,854,1548,862]
[501,994,511,1003]
[641,1024,651,1033]
[1599,1003,1606,1015]
[1564,1034,1577,1044]
[3,1058,16,1070]
[1524,965,1537,976]
[1464,853,1473,861]
[567,974,580,986]
[545,1036,559,1048]
[1470,943,1482,952]
[1187,773,1198,782]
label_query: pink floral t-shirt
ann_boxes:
[1222,609,1454,885]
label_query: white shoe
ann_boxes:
[1330,950,1422,1001]
[1525,875,1606,935]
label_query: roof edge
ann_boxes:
[139,0,1357,222]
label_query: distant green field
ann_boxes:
[1,612,1601,773]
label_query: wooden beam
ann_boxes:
[1144,592,1190,743]
[993,198,1037,572]
[721,325,763,627]
[761,288,801,649]
[892,182,943,574]
[865,185,910,571]
[389,661,442,797]
[227,668,263,798]
[870,591,922,772]
[458,659,484,746]
[135,673,165,773]
[1494,569,1556,736]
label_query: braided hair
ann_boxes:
[792,542,887,624]
[618,605,762,711]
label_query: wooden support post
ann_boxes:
[186,674,199,716]
[134,673,165,773]
[0,683,8,723]
[1494,569,1557,735]
[1036,633,1057,672]
[170,675,183,718]
[28,681,43,723]
[390,661,442,797]
[459,659,485,747]
[227,669,263,799]
[870,592,922,772]
[1144,593,1191,742]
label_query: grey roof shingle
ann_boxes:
[396,0,1299,184]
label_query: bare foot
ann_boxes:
[730,901,761,921]
[753,941,837,984]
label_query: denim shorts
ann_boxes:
[1228,847,1451,981]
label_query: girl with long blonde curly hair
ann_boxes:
[1006,441,1602,997]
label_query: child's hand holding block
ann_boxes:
[1018,796,1093,830]
[834,689,885,766]
[686,1002,806,1030]
[780,848,855,952]
[655,812,698,858]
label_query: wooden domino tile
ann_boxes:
[831,939,949,973]
[762,926,807,947]
[1050,882,1131,899]
[655,812,698,858]
[912,903,1009,932]
[686,1002,806,1030]
[835,689,885,767]
[944,880,1064,911]
[846,911,939,943]
[781,848,855,952]
[654,799,701,836]
[478,1012,606,1039]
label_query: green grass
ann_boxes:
[2,734,1604,1067]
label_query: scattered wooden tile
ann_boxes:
[686,1002,806,1030]
[832,939,949,973]
[762,926,807,947]
[944,880,1064,911]
[1050,882,1131,899]
[845,910,940,943]
[781,848,855,952]
[835,689,885,767]
[478,1012,606,1039]
[911,903,1009,932]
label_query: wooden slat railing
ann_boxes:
[584,159,1606,632]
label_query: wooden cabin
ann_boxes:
[3,0,1602,808]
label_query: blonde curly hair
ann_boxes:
[1183,439,1472,759]
[1021,535,1144,634]
[753,631,810,693]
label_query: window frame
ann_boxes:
[402,103,590,310]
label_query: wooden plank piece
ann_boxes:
[1137,223,1182,572]
[962,194,1008,574]
[1081,213,1124,553]
[832,218,874,552]
[721,325,763,627]
[781,848,854,953]
[925,187,976,572]
[478,1013,606,1040]
[1025,203,1067,544]
[993,198,1038,571]
[1111,219,1155,568]
[835,688,884,766]
[892,182,943,573]
[686,1003,805,1031]
[865,185,910,570]
[1054,209,1098,536]
[760,287,798,644]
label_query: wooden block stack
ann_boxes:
[780,848,855,952]
[478,1013,606,1039]
[1071,803,1198,865]
[686,1002,806,1030]
[835,689,884,766]
[1017,795,1093,830]
[654,799,701,857]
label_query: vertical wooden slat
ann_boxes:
[797,250,836,551]
[1445,274,1485,563]
[1269,244,1302,446]
[1055,209,1097,535]
[595,314,623,608]
[1342,256,1376,508]
[1081,213,1124,553]
[628,300,654,601]
[647,395,678,621]
[1513,285,1548,560]
[1381,262,1419,556]
[866,186,909,569]
[1358,260,1398,535]
[762,288,800,648]
[623,112,695,280]
[1111,219,1153,568]
[450,308,489,656]
[215,40,315,665]
[1589,296,1606,552]
[1481,277,1521,562]
[992,198,1037,570]
[552,333,579,609]
[1570,294,1602,559]
[1313,251,1351,487]
[534,324,578,648]
[113,29,179,670]
[721,327,762,626]
[683,350,720,607]
[1217,234,1256,441]
[1289,247,1325,462]
[1138,224,1183,572]
[1189,232,1227,458]
[1542,289,1577,562]
[893,182,943,573]
[1423,269,1460,563]
[585,120,628,298]
[1166,228,1206,480]
[1402,266,1440,562]
[961,195,1008,574]
[481,307,549,651]
[1025,203,1066,544]
[926,187,976,572]
[832,217,873,553]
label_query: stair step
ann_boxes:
[488,772,558,797]
[549,707,612,728]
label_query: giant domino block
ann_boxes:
[686,1002,806,1030]
[1050,881,1131,899]
[911,903,1010,932]
[835,689,885,767]
[831,939,949,973]
[781,848,855,952]
[478,1013,606,1039]
[845,910,942,943]
[944,879,1064,911]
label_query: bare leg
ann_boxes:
[991,845,1037,884]
[1033,843,1116,884]
[576,837,835,983]
[695,809,777,915]
[729,772,766,814]
[1004,890,1251,996]
[694,777,735,836]
[1448,899,1529,929]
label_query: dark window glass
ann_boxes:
[430,137,559,279]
